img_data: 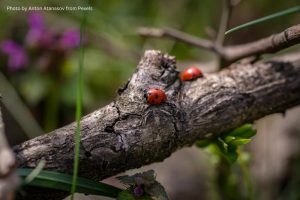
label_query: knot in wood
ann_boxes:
[137,50,178,87]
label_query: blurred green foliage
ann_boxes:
[196,124,256,200]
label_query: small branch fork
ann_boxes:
[138,24,300,66]
[138,0,300,67]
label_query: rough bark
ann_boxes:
[14,50,300,199]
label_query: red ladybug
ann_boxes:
[180,66,203,81]
[144,88,167,105]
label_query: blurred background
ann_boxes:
[0,0,300,199]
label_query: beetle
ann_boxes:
[180,66,203,81]
[144,88,167,105]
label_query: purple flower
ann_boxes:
[60,29,81,49]
[26,12,45,46]
[133,185,144,197]
[0,40,28,70]
[28,11,44,30]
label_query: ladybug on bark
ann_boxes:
[144,88,167,105]
[180,66,203,81]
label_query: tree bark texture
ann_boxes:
[14,50,300,199]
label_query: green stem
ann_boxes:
[239,157,254,200]
[70,10,87,200]
[44,82,59,132]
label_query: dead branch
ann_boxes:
[138,27,217,51]
[13,49,300,199]
[224,24,300,62]
[138,24,300,66]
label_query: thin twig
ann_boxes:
[216,0,233,45]
[138,27,217,51]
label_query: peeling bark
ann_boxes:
[14,50,300,199]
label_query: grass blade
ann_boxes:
[17,168,122,198]
[71,8,88,200]
[226,5,300,35]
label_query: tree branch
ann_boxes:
[138,24,300,65]
[14,50,300,199]
[137,27,217,51]
[0,100,20,200]
[224,24,300,62]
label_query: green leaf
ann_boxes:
[17,168,121,198]
[224,136,236,143]
[229,139,252,146]
[117,190,136,200]
[226,5,300,35]
[216,138,228,153]
[224,124,256,138]
[224,145,238,163]
[237,130,256,139]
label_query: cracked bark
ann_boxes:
[14,50,300,199]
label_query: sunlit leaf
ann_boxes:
[228,138,252,146]
[224,124,256,138]
[224,136,236,143]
